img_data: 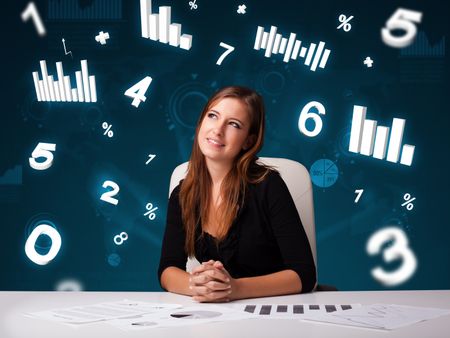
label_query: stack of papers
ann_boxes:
[301,303,450,330]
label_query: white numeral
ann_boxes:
[25,224,61,265]
[124,76,153,108]
[216,42,235,65]
[298,101,326,137]
[21,2,46,37]
[29,142,56,170]
[100,180,120,205]
[381,8,422,48]
[367,227,417,286]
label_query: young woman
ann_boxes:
[158,86,316,302]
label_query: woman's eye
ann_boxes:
[207,113,217,119]
[230,122,241,129]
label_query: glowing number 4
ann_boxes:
[381,8,422,48]
[367,227,417,286]
[216,42,235,65]
[298,101,326,137]
[124,76,153,108]
[100,180,120,205]
[29,142,56,170]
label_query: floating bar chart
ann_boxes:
[140,0,192,50]
[32,60,97,103]
[254,25,331,71]
[349,105,415,166]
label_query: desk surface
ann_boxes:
[1,290,449,338]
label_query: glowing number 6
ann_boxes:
[25,224,62,265]
[298,101,326,137]
[366,227,417,286]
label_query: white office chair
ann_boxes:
[168,157,322,290]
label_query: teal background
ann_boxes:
[1,0,449,291]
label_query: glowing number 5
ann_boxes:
[29,142,56,170]
[124,76,152,108]
[298,101,326,137]
[100,180,120,205]
[366,227,417,286]
[381,8,422,48]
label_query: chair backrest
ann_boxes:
[168,157,318,276]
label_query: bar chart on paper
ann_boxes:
[236,304,360,319]
[254,25,331,71]
[349,105,415,166]
[32,60,97,103]
[140,0,192,50]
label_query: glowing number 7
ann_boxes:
[216,42,235,65]
[124,76,153,108]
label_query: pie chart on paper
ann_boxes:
[170,310,222,319]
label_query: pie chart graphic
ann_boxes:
[310,159,339,188]
[170,310,222,319]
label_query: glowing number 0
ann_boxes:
[366,227,417,286]
[25,224,61,265]
[100,180,120,205]
[29,142,56,170]
[381,8,422,48]
[298,101,326,137]
[124,76,153,108]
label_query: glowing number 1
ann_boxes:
[124,76,153,108]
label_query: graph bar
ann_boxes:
[279,38,288,54]
[299,47,307,58]
[265,26,277,57]
[261,32,269,49]
[400,144,415,166]
[373,126,390,160]
[349,105,367,153]
[71,88,78,102]
[140,0,151,38]
[56,62,66,102]
[311,41,325,71]
[53,81,61,101]
[283,33,296,62]
[272,34,282,54]
[254,26,264,50]
[360,119,377,156]
[169,23,181,47]
[305,43,317,66]
[81,60,91,102]
[149,14,159,41]
[386,118,405,163]
[47,76,56,101]
[75,71,84,102]
[159,6,171,43]
[180,34,192,50]
[319,49,331,69]
[32,72,42,101]
[64,76,72,102]
[291,40,301,60]
[38,81,45,101]
[89,76,97,102]
[39,61,51,101]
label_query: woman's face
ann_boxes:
[198,97,253,166]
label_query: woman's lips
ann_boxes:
[207,138,225,147]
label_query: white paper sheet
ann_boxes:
[24,300,181,325]
[302,303,450,330]
[107,304,257,331]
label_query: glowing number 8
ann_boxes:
[366,227,417,286]
[25,224,62,265]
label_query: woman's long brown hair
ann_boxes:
[179,86,272,257]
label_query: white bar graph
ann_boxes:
[32,60,97,103]
[349,105,415,166]
[140,0,192,50]
[254,25,331,71]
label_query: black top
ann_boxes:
[158,169,317,293]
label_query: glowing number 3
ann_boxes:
[366,227,417,286]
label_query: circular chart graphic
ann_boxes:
[170,310,222,319]
[310,159,339,188]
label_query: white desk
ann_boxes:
[1,290,449,337]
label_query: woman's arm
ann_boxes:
[160,266,194,296]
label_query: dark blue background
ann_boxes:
[1,0,449,291]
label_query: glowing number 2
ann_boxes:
[366,227,417,286]
[100,180,120,205]
[124,76,152,108]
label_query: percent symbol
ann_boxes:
[337,14,354,32]
[144,203,158,220]
[401,193,416,211]
[189,0,198,10]
[102,122,114,138]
